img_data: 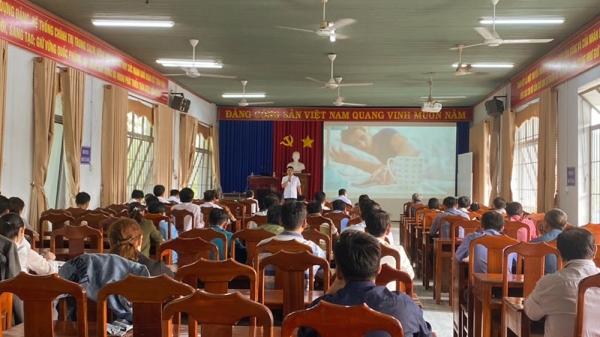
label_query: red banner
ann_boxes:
[0,0,169,103]
[218,106,473,122]
[511,18,600,107]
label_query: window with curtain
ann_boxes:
[45,91,67,209]
[581,89,600,223]
[511,117,539,213]
[189,133,213,196]
[126,104,154,197]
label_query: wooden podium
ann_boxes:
[248,176,279,196]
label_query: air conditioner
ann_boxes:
[421,101,442,113]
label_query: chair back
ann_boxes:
[157,237,218,266]
[238,200,256,216]
[582,224,600,244]
[39,210,76,233]
[574,273,600,337]
[302,228,332,261]
[503,220,531,242]
[468,212,482,220]
[502,242,561,297]
[245,214,268,228]
[76,212,110,230]
[231,228,276,265]
[0,292,11,330]
[324,212,350,233]
[23,228,39,252]
[162,290,274,337]
[96,274,194,337]
[375,263,414,297]
[468,234,518,285]
[50,225,103,260]
[258,251,330,316]
[421,212,439,231]
[281,301,403,337]
[254,238,312,270]
[0,273,88,337]
[200,207,214,224]
[143,214,173,239]
[106,204,128,215]
[167,209,195,233]
[380,243,401,270]
[305,215,335,242]
[595,245,600,268]
[179,228,228,260]
[346,216,362,227]
[451,220,481,251]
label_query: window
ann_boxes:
[126,104,154,197]
[189,133,213,196]
[45,92,67,209]
[511,117,539,213]
[581,88,600,222]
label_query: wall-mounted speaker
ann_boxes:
[485,98,504,117]
[169,94,191,113]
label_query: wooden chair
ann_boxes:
[50,225,103,261]
[582,223,600,244]
[230,228,275,265]
[346,216,362,228]
[200,207,214,226]
[281,301,403,337]
[306,215,335,242]
[179,228,228,260]
[38,211,76,250]
[23,228,39,252]
[0,292,12,331]
[380,242,401,270]
[595,245,600,268]
[76,212,110,230]
[451,220,481,252]
[574,272,600,337]
[376,263,414,297]
[245,214,268,229]
[143,213,173,239]
[0,273,88,337]
[157,237,218,266]
[225,203,246,232]
[418,211,440,287]
[162,290,274,337]
[238,200,256,216]
[253,238,312,271]
[96,274,194,337]
[106,204,128,215]
[167,209,195,233]
[525,213,545,235]
[503,220,531,242]
[258,251,330,316]
[324,212,350,233]
[302,228,332,262]
[78,209,112,218]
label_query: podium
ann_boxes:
[248,176,279,196]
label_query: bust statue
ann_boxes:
[287,151,305,173]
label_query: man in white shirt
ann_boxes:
[457,196,470,213]
[524,227,600,337]
[167,189,181,204]
[492,196,507,214]
[314,191,330,211]
[153,185,169,203]
[343,200,395,245]
[245,189,260,214]
[170,188,204,231]
[281,166,301,201]
[127,190,144,204]
[334,188,352,206]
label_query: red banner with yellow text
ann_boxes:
[218,106,473,122]
[511,18,600,107]
[0,0,169,103]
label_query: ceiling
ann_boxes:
[31,0,600,107]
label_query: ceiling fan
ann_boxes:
[454,45,488,76]
[306,53,373,89]
[275,0,356,42]
[234,80,274,107]
[450,0,553,50]
[333,82,366,106]
[421,73,443,113]
[163,39,237,79]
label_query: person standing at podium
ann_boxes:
[282,166,302,202]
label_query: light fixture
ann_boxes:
[222,93,266,98]
[452,63,514,68]
[91,19,174,27]
[156,59,222,68]
[479,18,564,25]
[420,96,467,99]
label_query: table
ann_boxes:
[503,297,544,337]
[433,238,461,305]
[473,273,524,337]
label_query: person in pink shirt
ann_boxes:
[506,202,537,242]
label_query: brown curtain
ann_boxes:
[60,68,86,207]
[153,104,174,188]
[178,114,198,189]
[210,124,221,191]
[537,89,558,212]
[488,116,501,206]
[469,121,490,204]
[29,57,57,232]
[0,39,7,188]
[499,109,516,201]
[101,85,128,206]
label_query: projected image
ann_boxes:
[323,123,456,198]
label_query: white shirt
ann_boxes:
[17,243,58,275]
[335,195,352,205]
[343,221,395,245]
[524,259,600,337]
[157,196,169,203]
[170,202,204,231]
[246,198,259,214]
[281,175,301,199]
[167,196,181,204]
[377,238,415,287]
[126,198,141,204]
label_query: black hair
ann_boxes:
[557,227,596,261]
[8,197,25,214]
[470,202,481,212]
[127,202,145,224]
[314,191,326,203]
[131,190,144,200]
[297,195,306,202]
[544,209,568,230]
[209,208,229,227]
[287,166,294,170]
[204,189,217,202]
[76,192,91,206]
[360,200,380,219]
[505,202,523,216]
[457,196,470,208]
[147,201,165,214]
[280,201,307,231]
[493,197,506,210]
[179,188,195,203]
[0,213,24,240]
[245,190,254,198]
[481,211,504,231]
[331,199,346,212]
[263,194,280,210]
[306,201,322,214]
[443,196,457,209]
[427,198,440,210]
[334,231,381,283]
[266,205,282,225]
[169,189,179,197]
[357,194,370,205]
[0,196,9,214]
[338,189,347,196]
[153,185,166,197]
[145,195,159,205]
[364,210,390,238]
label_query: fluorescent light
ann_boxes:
[420,96,467,99]
[92,19,174,28]
[156,59,222,68]
[222,94,266,98]
[479,18,564,25]
[452,63,514,68]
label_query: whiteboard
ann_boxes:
[457,153,473,200]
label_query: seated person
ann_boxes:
[505,202,537,242]
[147,201,178,264]
[252,205,284,235]
[455,211,506,273]
[245,189,259,214]
[8,197,34,231]
[167,189,180,204]
[257,202,326,289]
[170,188,203,230]
[0,213,58,275]
[531,208,568,274]
[207,208,247,263]
[108,218,173,278]
[404,192,422,217]
[153,184,169,203]
[469,202,481,212]
[364,210,414,280]
[250,193,279,225]
[298,231,432,337]
[430,196,469,238]
[334,188,352,206]
[306,201,338,238]
[353,194,370,212]
[127,189,144,204]
[128,203,164,257]
[204,190,237,223]
[314,191,330,211]
[343,200,394,245]
[492,196,507,214]
[427,197,441,211]
[65,192,90,218]
[524,228,600,336]
[330,199,350,231]
[457,196,470,213]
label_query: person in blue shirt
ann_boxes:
[298,230,432,337]
[455,211,506,273]
[147,200,179,264]
[531,208,568,274]
[430,196,470,238]
[208,208,247,263]
[331,199,350,231]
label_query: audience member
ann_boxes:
[354,194,370,211]
[470,202,481,212]
[306,201,338,238]
[314,191,329,211]
[153,185,168,203]
[404,192,422,217]
[335,188,352,205]
[66,192,90,217]
[430,196,469,238]
[427,198,441,211]
[207,208,247,263]
[0,196,9,217]
[170,188,203,230]
[531,208,568,274]
[252,205,284,235]
[506,202,537,242]
[147,201,179,264]
[8,197,34,231]
[127,202,164,257]
[255,193,279,217]
[455,211,505,273]
[108,218,173,278]
[167,189,180,204]
[492,197,507,214]
[144,194,155,205]
[457,196,470,213]
[343,200,395,245]
[298,231,432,337]
[524,228,600,336]
[245,189,260,214]
[212,190,238,222]
[127,190,144,204]
[331,199,350,231]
